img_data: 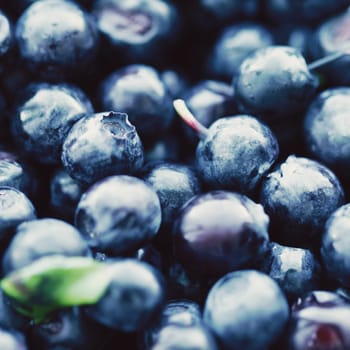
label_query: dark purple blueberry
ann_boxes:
[261,242,321,301]
[196,115,279,193]
[203,270,289,350]
[28,307,109,350]
[49,168,84,223]
[309,9,350,86]
[173,191,270,278]
[93,0,179,65]
[84,259,165,332]
[0,186,36,243]
[15,0,99,81]
[75,175,161,256]
[234,45,318,123]
[180,80,237,150]
[207,22,275,81]
[99,64,174,143]
[287,290,350,350]
[304,87,350,177]
[2,218,91,274]
[260,155,345,248]
[61,111,144,187]
[321,204,350,288]
[11,82,93,165]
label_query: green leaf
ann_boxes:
[0,255,114,323]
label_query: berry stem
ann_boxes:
[173,99,208,140]
[308,47,350,71]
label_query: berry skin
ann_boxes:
[11,82,93,165]
[99,64,174,143]
[207,22,275,81]
[309,8,350,85]
[287,290,350,350]
[0,186,36,243]
[61,111,144,187]
[93,0,179,65]
[261,242,321,301]
[15,0,99,81]
[234,45,317,122]
[321,203,350,288]
[2,218,91,274]
[260,155,344,248]
[180,80,237,150]
[143,162,201,229]
[75,175,161,256]
[304,87,350,177]
[173,191,270,278]
[196,115,279,193]
[203,270,289,350]
[84,259,165,332]
[0,328,28,350]
[49,168,84,223]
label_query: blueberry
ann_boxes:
[0,151,37,200]
[173,191,270,278]
[11,82,93,165]
[75,175,161,256]
[143,299,203,348]
[61,111,144,187]
[195,115,279,193]
[160,69,188,99]
[99,64,174,143]
[234,45,318,123]
[260,155,345,247]
[142,161,201,233]
[84,259,165,332]
[207,22,275,81]
[304,87,350,177]
[49,168,84,223]
[93,0,179,65]
[203,269,289,350]
[0,186,36,244]
[287,290,350,350]
[309,9,350,85]
[0,328,28,349]
[0,10,13,58]
[180,80,237,151]
[2,218,91,274]
[261,242,321,301]
[151,324,218,350]
[321,203,350,288]
[15,0,99,81]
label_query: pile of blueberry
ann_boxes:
[1,0,350,349]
